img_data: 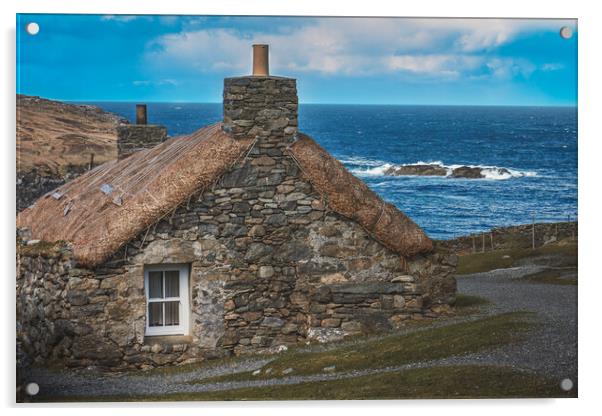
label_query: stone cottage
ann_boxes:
[16,45,457,369]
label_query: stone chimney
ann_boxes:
[222,44,298,147]
[117,104,168,159]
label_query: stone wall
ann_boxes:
[17,167,88,212]
[17,238,211,369]
[17,240,73,368]
[117,125,168,159]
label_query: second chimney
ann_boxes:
[136,104,148,125]
[117,104,167,159]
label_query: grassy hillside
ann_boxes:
[17,95,124,176]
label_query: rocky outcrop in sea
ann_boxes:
[384,163,512,179]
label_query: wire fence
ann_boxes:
[447,213,578,254]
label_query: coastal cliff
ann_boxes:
[16,95,126,210]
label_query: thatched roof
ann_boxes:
[288,133,433,258]
[17,124,254,267]
[18,124,432,267]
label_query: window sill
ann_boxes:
[143,335,193,345]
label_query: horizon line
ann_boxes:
[17,93,577,108]
[66,100,577,108]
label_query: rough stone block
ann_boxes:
[341,321,362,333]
[328,282,405,295]
[257,265,274,278]
[321,318,341,328]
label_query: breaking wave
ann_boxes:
[346,159,537,180]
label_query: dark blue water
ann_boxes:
[89,102,577,239]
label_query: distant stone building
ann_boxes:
[116,104,167,159]
[16,46,457,370]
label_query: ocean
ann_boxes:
[90,103,578,240]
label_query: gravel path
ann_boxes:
[456,266,577,381]
[23,265,577,400]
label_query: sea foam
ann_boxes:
[349,159,537,180]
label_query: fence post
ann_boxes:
[490,232,494,250]
[572,215,576,240]
[472,235,476,253]
[532,213,536,250]
[482,233,485,253]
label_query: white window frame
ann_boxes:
[144,264,190,337]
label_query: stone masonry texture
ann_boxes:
[117,125,168,159]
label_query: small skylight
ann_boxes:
[100,183,113,195]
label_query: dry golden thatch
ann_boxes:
[288,133,433,257]
[17,123,254,267]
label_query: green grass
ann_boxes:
[43,365,575,401]
[17,239,69,258]
[456,242,577,275]
[524,268,578,286]
[454,294,490,309]
[191,365,575,400]
[189,311,534,384]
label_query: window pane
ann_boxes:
[148,302,163,327]
[148,271,163,298]
[164,301,179,326]
[164,270,180,297]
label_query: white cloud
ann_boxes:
[133,79,180,87]
[101,15,140,23]
[144,17,575,79]
[541,63,565,71]
[385,54,483,78]
[485,58,537,79]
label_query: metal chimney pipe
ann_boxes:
[252,44,269,76]
[136,104,147,125]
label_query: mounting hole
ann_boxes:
[560,26,573,40]
[26,22,40,36]
[560,378,573,391]
[25,382,39,396]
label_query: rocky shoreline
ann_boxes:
[384,164,512,179]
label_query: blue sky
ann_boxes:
[16,15,577,106]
